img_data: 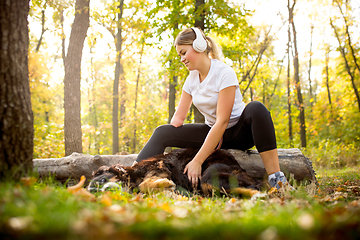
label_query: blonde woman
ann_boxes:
[135,27,291,190]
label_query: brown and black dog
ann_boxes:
[88,148,264,197]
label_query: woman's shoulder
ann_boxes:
[212,59,235,73]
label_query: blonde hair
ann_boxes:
[174,28,224,61]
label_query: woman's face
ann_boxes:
[175,44,199,71]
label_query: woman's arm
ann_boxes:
[184,86,236,186]
[170,90,192,127]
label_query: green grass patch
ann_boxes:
[1,168,360,240]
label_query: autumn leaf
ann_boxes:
[268,187,278,195]
[177,195,189,201]
[20,177,37,186]
[335,187,346,192]
[67,176,96,201]
[100,194,113,206]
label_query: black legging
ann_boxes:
[136,101,277,162]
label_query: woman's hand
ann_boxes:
[170,117,184,128]
[183,160,202,187]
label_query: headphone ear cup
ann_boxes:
[191,27,207,52]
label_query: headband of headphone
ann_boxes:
[191,27,207,53]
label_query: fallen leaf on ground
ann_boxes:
[20,177,37,186]
[101,194,113,206]
[67,176,96,201]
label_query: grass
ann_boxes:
[1,168,360,240]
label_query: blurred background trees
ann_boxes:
[27,0,360,168]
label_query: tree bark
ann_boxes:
[194,0,205,30]
[308,25,314,106]
[288,0,306,148]
[113,0,124,154]
[133,38,145,151]
[287,24,293,147]
[0,0,34,178]
[33,149,317,184]
[193,0,206,124]
[64,0,90,156]
[325,46,332,106]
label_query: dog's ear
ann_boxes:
[109,165,127,176]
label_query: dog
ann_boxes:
[88,148,264,197]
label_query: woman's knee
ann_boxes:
[246,101,270,117]
[153,124,176,139]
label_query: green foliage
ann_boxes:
[1,169,360,239]
[27,0,360,165]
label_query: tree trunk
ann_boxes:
[194,0,205,30]
[33,149,317,184]
[325,46,332,106]
[0,0,33,179]
[113,0,124,154]
[288,0,306,148]
[193,0,206,124]
[168,60,178,123]
[133,39,145,152]
[287,24,293,147]
[64,0,90,156]
[35,8,46,52]
[308,25,314,106]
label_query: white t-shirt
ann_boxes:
[182,59,245,128]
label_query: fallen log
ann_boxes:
[33,148,316,183]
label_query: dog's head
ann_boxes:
[87,165,128,192]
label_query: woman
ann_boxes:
[134,27,291,190]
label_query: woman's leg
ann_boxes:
[222,101,290,189]
[136,123,211,162]
[222,101,277,154]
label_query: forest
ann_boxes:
[26,0,360,170]
[1,0,360,239]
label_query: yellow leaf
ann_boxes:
[101,194,113,206]
[335,187,345,192]
[160,203,171,213]
[228,198,237,203]
[268,187,278,195]
[67,176,96,201]
[67,176,86,193]
[177,195,189,201]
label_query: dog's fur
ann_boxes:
[88,148,263,197]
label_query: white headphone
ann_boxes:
[191,27,207,53]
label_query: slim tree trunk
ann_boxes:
[287,24,293,147]
[194,0,205,30]
[325,46,332,106]
[308,25,314,106]
[0,0,34,178]
[64,0,90,156]
[241,31,271,96]
[35,7,46,52]
[133,39,145,152]
[168,73,178,123]
[193,0,206,123]
[168,58,178,123]
[113,0,124,154]
[288,0,306,148]
[60,8,66,66]
[168,2,180,124]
